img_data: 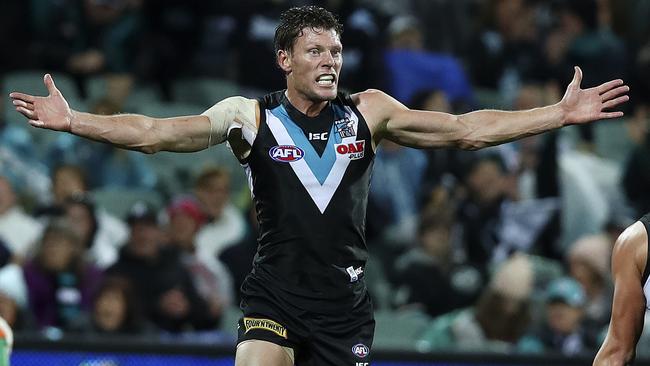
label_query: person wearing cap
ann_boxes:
[537,277,590,355]
[593,213,650,365]
[166,196,234,323]
[107,201,219,333]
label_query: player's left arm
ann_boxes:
[593,222,647,366]
[360,67,629,150]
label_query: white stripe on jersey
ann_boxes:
[265,107,360,214]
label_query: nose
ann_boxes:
[322,51,335,68]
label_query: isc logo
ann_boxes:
[352,344,369,358]
[269,145,305,162]
[355,363,369,366]
[335,141,365,160]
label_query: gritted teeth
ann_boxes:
[316,74,335,82]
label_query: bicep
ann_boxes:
[602,234,646,357]
[384,108,464,149]
[360,90,465,149]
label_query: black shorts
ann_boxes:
[237,279,375,365]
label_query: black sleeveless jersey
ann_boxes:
[240,90,374,313]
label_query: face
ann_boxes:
[40,233,78,272]
[547,302,583,334]
[467,160,505,205]
[65,204,94,243]
[169,212,199,249]
[195,175,229,219]
[128,222,161,259]
[53,169,86,204]
[420,227,451,259]
[279,27,343,103]
[93,289,127,332]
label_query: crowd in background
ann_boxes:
[1,0,650,358]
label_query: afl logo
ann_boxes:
[269,145,304,162]
[352,344,369,358]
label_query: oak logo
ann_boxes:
[335,141,365,160]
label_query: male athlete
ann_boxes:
[10,6,629,366]
[593,213,650,366]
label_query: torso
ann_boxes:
[239,90,375,312]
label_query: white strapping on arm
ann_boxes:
[200,96,258,147]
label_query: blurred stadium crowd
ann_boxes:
[1,0,650,358]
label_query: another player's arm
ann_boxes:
[359,67,628,150]
[593,222,648,366]
[9,74,258,154]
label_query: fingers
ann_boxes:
[44,73,59,95]
[603,95,629,109]
[600,111,624,119]
[12,99,33,110]
[570,66,583,87]
[596,79,624,94]
[600,85,629,101]
[15,106,36,119]
[8,92,36,103]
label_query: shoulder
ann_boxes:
[349,89,408,133]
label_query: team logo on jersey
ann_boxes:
[352,344,369,358]
[335,141,365,160]
[335,117,356,138]
[346,266,364,282]
[243,317,288,339]
[269,145,305,162]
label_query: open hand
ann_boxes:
[9,74,73,132]
[561,66,629,125]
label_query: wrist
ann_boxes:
[554,102,570,127]
[67,110,78,133]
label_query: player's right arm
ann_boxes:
[593,221,648,366]
[9,74,257,154]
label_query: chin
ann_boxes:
[314,88,338,101]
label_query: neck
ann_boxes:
[285,88,329,117]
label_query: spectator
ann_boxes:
[166,196,233,321]
[383,15,474,106]
[62,194,124,269]
[36,165,129,265]
[368,140,427,245]
[107,202,219,333]
[390,200,481,317]
[418,253,540,352]
[194,168,246,264]
[536,277,593,355]
[566,234,613,334]
[89,276,148,335]
[0,263,30,330]
[23,219,104,331]
[0,176,43,261]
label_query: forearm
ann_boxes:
[70,111,210,153]
[456,103,566,150]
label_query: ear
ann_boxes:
[277,49,292,74]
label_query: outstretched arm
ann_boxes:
[593,222,647,366]
[9,74,256,154]
[361,67,629,150]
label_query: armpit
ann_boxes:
[201,96,258,160]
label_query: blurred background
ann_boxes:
[1,0,650,364]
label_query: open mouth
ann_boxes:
[316,74,336,86]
